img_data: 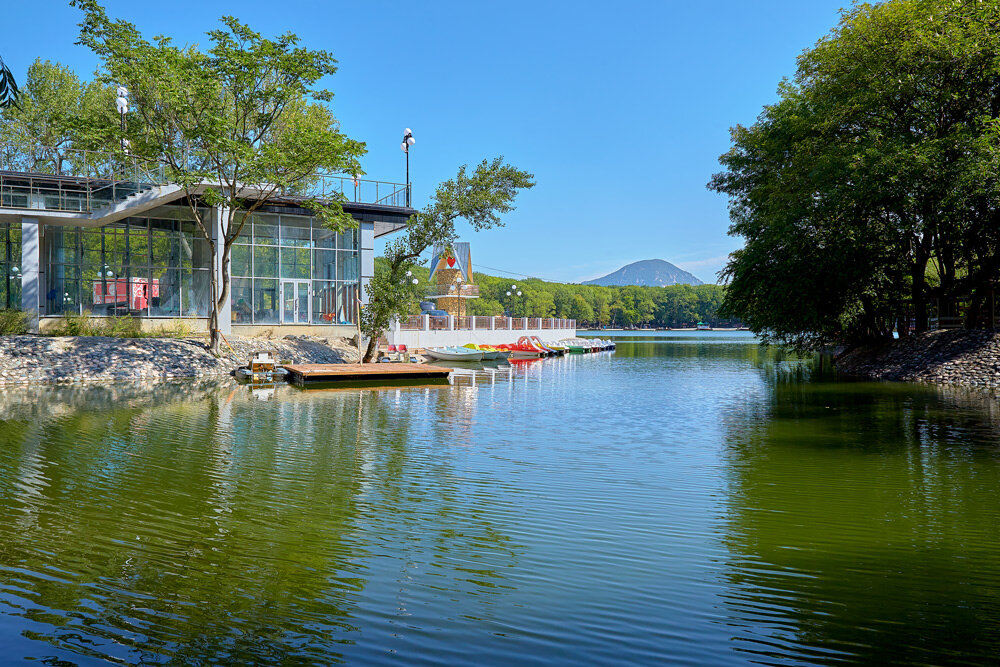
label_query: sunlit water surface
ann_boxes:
[2,331,1000,665]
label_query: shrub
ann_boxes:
[0,309,29,335]
[46,312,195,338]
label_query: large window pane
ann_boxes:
[252,278,279,324]
[336,282,358,324]
[253,214,278,245]
[150,268,181,317]
[313,249,337,280]
[150,229,180,267]
[231,245,251,277]
[337,252,359,281]
[183,269,212,317]
[339,229,357,251]
[47,264,80,314]
[254,246,278,277]
[312,280,335,324]
[313,225,337,249]
[231,277,253,324]
[280,247,310,279]
[280,215,312,247]
[128,230,149,266]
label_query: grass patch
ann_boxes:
[46,312,195,338]
[0,309,29,335]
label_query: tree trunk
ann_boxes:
[363,336,377,363]
[912,249,929,333]
[208,239,221,356]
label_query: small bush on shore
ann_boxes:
[0,309,29,335]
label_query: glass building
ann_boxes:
[41,206,363,325]
[0,167,413,333]
[229,212,361,326]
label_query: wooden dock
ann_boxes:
[283,363,453,384]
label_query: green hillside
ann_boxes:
[376,258,732,328]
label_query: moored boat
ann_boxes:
[425,346,484,361]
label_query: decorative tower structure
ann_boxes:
[428,242,478,318]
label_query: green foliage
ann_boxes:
[46,311,191,338]
[361,159,535,360]
[376,258,729,327]
[0,58,118,168]
[0,55,18,109]
[72,1,366,353]
[710,0,1000,350]
[0,309,28,335]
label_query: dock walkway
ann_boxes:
[283,363,452,384]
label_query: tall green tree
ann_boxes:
[360,159,534,362]
[74,0,365,353]
[710,0,1000,350]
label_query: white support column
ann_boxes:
[359,221,375,307]
[470,314,476,331]
[448,314,454,331]
[422,314,430,330]
[20,217,40,332]
[489,316,495,330]
[213,206,232,334]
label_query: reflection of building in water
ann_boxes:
[0,381,524,663]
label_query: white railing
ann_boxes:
[398,315,576,332]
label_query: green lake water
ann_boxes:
[2,331,1000,665]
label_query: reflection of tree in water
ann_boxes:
[718,373,1000,665]
[0,382,520,663]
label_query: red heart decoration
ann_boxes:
[447,257,456,268]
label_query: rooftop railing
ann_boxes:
[0,142,411,213]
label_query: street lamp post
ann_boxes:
[115,86,129,155]
[400,128,415,206]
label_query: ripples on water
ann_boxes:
[2,331,1000,664]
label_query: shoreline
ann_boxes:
[836,329,1000,389]
[0,335,359,386]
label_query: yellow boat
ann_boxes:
[463,344,511,361]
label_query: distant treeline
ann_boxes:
[377,258,731,327]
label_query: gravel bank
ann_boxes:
[836,329,1000,388]
[0,335,360,386]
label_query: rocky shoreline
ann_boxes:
[836,329,1000,389]
[0,335,360,386]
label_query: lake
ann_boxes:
[2,330,1000,665]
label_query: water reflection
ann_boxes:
[0,379,522,664]
[6,335,1000,665]
[721,366,1000,665]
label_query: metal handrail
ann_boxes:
[0,141,411,212]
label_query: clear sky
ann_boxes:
[1,0,848,284]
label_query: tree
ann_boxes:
[569,294,594,324]
[709,0,1000,350]
[74,1,365,354]
[360,158,534,362]
[0,58,118,173]
[0,55,17,109]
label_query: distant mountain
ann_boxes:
[583,259,704,287]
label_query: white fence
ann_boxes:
[388,315,576,349]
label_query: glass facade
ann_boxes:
[0,222,21,309]
[37,206,361,325]
[230,213,360,325]
[45,208,212,317]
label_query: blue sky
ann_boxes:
[2,1,848,284]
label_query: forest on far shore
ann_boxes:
[378,258,732,328]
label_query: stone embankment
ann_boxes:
[0,335,359,386]
[836,329,1000,388]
